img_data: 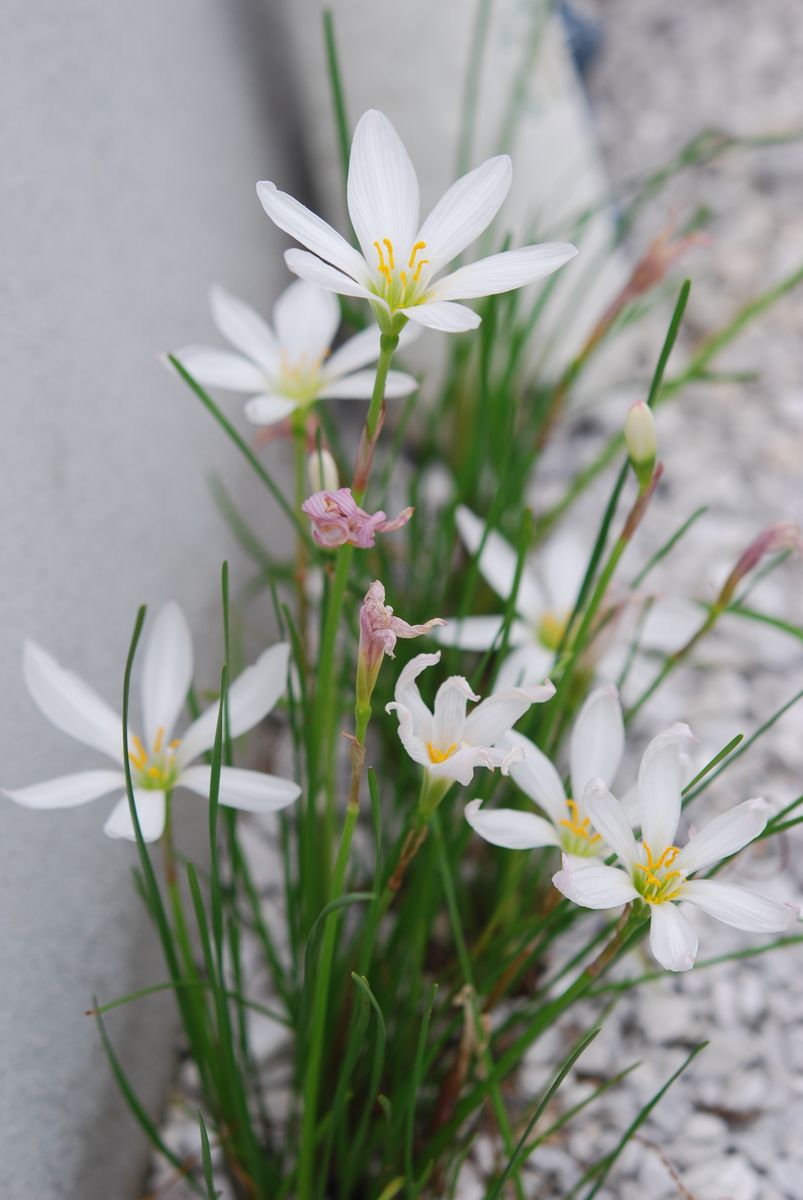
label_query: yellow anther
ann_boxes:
[412,258,430,283]
[147,766,161,780]
[400,270,408,289]
[559,798,602,845]
[153,726,165,755]
[169,739,181,751]
[408,241,427,269]
[428,741,458,764]
[635,840,683,904]
[383,238,395,270]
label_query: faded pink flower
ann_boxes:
[357,582,445,709]
[718,521,802,605]
[301,488,413,549]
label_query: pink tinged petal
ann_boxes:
[674,798,772,877]
[141,601,193,748]
[639,723,696,853]
[494,642,555,691]
[416,156,512,274]
[273,279,340,362]
[103,790,166,843]
[463,681,555,747]
[257,181,371,284]
[4,770,125,810]
[173,347,268,392]
[209,285,279,375]
[569,685,625,800]
[399,301,479,333]
[433,243,578,301]
[179,765,300,813]
[432,614,511,652]
[506,729,567,828]
[23,640,123,763]
[584,778,640,870]
[432,676,479,748]
[680,880,799,932]
[178,644,290,767]
[552,853,638,909]
[648,902,698,972]
[465,798,560,849]
[347,109,419,267]
[317,369,418,401]
[455,505,543,622]
[244,394,299,426]
[284,249,383,305]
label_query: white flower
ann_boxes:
[552,725,799,971]
[257,110,577,335]
[4,603,301,842]
[175,280,418,427]
[466,685,625,856]
[386,651,554,787]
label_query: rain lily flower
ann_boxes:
[257,109,577,335]
[4,603,301,842]
[552,725,799,971]
[386,651,555,788]
[465,685,624,856]
[357,582,445,711]
[301,488,413,549]
[174,280,418,427]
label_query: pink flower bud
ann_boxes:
[357,582,445,709]
[718,522,802,605]
[301,488,413,550]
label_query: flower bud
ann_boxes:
[356,582,444,714]
[624,400,657,489]
[718,522,802,607]
[307,447,339,493]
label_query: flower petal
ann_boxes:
[387,652,440,740]
[494,642,555,691]
[257,181,371,284]
[178,643,290,767]
[674,798,772,877]
[400,301,480,333]
[455,505,544,621]
[23,640,123,763]
[284,248,382,304]
[173,347,268,392]
[141,602,193,748]
[569,685,624,801]
[273,279,340,361]
[179,765,300,813]
[584,778,640,870]
[639,723,696,853]
[465,798,560,849]
[416,156,512,274]
[552,853,638,909]
[506,730,567,827]
[317,369,418,401]
[428,745,508,787]
[104,790,166,842]
[244,394,299,426]
[4,770,125,810]
[321,322,421,384]
[347,109,419,268]
[463,681,555,747]
[432,675,479,748]
[648,902,698,972]
[433,243,578,300]
[681,880,799,932]
[433,614,511,652]
[209,285,279,375]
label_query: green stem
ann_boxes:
[292,409,309,655]
[353,334,398,502]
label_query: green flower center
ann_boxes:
[371,237,430,309]
[128,727,181,791]
[633,842,684,904]
[559,798,602,857]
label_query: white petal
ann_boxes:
[273,279,340,361]
[494,642,555,691]
[569,685,624,800]
[284,248,381,304]
[464,681,555,747]
[388,652,439,740]
[400,301,479,333]
[173,346,268,392]
[506,730,567,827]
[317,369,418,401]
[432,675,478,748]
[179,765,300,813]
[428,745,506,787]
[649,903,698,972]
[455,505,543,621]
[209,285,279,375]
[388,701,431,769]
[416,156,512,274]
[103,790,166,843]
[639,723,696,853]
[244,394,299,426]
[674,798,772,877]
[141,602,193,748]
[584,778,640,869]
[322,327,382,380]
[4,770,125,810]
[23,640,122,763]
[552,854,638,909]
[257,181,370,284]
[465,799,560,849]
[433,614,511,652]
[681,880,799,932]
[541,533,589,612]
[433,243,578,301]
[178,643,290,767]
[347,109,419,267]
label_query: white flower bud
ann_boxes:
[307,448,339,493]
[624,401,657,488]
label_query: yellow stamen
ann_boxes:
[153,726,165,755]
[634,840,683,904]
[169,739,181,751]
[383,238,395,270]
[408,241,427,269]
[373,240,392,284]
[428,742,458,764]
[147,766,162,780]
[400,270,408,289]
[559,798,602,845]
[412,257,430,283]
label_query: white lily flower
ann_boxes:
[175,280,418,427]
[386,651,555,788]
[257,110,577,335]
[4,603,301,842]
[552,725,799,971]
[465,685,625,856]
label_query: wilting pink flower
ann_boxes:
[302,488,413,549]
[357,582,444,709]
[718,521,802,606]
